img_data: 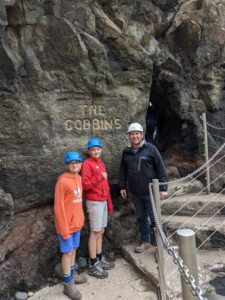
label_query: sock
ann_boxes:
[90,258,97,266]
[97,253,102,261]
[71,265,76,278]
[64,273,72,284]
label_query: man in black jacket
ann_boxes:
[119,122,168,253]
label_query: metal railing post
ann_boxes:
[202,112,210,194]
[177,229,199,300]
[152,179,167,300]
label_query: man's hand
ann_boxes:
[120,189,127,199]
[102,172,108,179]
[160,191,168,200]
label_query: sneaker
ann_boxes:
[134,242,152,253]
[63,282,82,300]
[98,256,115,270]
[74,273,87,284]
[88,261,108,279]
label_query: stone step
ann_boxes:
[162,215,225,249]
[161,193,225,217]
[122,243,159,289]
[122,243,225,299]
[207,294,225,300]
[167,180,204,197]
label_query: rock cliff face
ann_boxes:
[0,0,225,297]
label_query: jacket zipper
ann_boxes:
[138,156,144,172]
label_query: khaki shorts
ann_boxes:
[86,200,108,232]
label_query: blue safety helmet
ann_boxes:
[87,137,103,150]
[64,151,83,164]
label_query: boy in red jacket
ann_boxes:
[82,138,114,279]
[54,151,87,300]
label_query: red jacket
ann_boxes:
[81,157,113,214]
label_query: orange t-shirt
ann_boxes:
[54,172,84,240]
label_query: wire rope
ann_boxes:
[162,151,225,203]
[158,142,225,187]
[209,133,225,141]
[206,121,225,131]
[164,186,225,262]
[162,155,225,224]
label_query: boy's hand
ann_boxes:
[62,233,69,240]
[108,208,113,215]
[102,172,108,179]
[160,191,168,200]
[120,189,127,199]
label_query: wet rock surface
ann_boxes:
[210,276,225,297]
[0,206,58,299]
[0,188,14,240]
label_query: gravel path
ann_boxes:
[30,258,157,300]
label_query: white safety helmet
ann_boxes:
[127,122,143,133]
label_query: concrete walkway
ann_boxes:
[29,258,157,300]
[28,244,225,300]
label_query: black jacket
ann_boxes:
[118,142,168,196]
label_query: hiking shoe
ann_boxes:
[135,242,152,253]
[63,282,82,300]
[74,273,87,284]
[98,256,115,270]
[88,261,108,279]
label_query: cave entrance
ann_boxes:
[145,77,183,152]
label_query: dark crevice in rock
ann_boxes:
[148,63,201,157]
[149,68,181,151]
[107,45,130,72]
[151,0,185,12]
[14,202,53,215]
[210,276,225,296]
[0,246,17,266]
[6,2,25,26]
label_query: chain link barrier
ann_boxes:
[149,184,208,300]
[145,114,225,298]
[149,117,225,299]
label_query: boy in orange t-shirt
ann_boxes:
[54,151,87,300]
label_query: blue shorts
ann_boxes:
[58,231,81,253]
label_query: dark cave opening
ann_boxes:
[146,69,200,157]
[146,75,183,152]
